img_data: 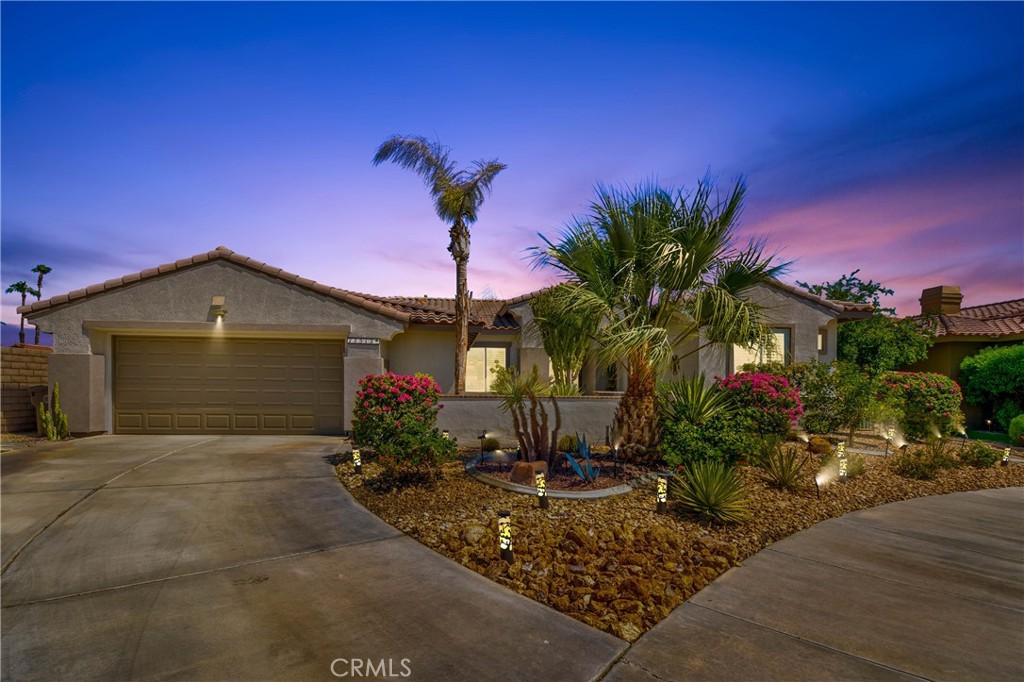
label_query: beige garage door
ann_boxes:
[114,336,344,434]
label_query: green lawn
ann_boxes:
[966,430,1012,444]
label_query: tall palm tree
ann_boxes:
[373,136,506,394]
[531,178,788,463]
[30,264,51,345]
[6,281,40,345]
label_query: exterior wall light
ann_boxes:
[536,471,549,509]
[497,510,513,563]
[210,295,228,321]
[352,448,362,475]
[837,441,848,483]
[1002,448,1011,467]
[656,473,669,513]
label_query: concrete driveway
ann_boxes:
[1,436,626,681]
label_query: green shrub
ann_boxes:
[717,372,803,436]
[351,373,452,480]
[557,433,579,452]
[891,437,959,479]
[37,383,70,441]
[660,411,759,469]
[754,437,810,490]
[959,442,1001,468]
[669,461,750,524]
[657,374,733,425]
[960,344,1024,431]
[1009,414,1024,446]
[481,436,500,452]
[882,372,963,441]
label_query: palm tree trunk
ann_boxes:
[18,293,26,344]
[614,356,659,463]
[450,221,471,395]
[33,274,44,345]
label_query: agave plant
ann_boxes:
[755,437,809,491]
[657,373,734,425]
[669,460,750,523]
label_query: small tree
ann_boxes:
[528,287,596,395]
[490,365,562,465]
[838,316,934,375]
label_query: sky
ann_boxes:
[2,1,1022,345]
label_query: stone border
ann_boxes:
[464,455,651,499]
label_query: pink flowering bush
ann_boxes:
[352,373,454,475]
[882,372,963,441]
[716,372,804,436]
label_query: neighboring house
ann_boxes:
[18,246,870,436]
[903,285,1024,427]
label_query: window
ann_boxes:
[732,328,791,372]
[818,328,827,355]
[465,346,507,392]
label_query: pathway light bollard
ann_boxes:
[536,471,549,509]
[1002,448,1011,467]
[497,510,514,563]
[985,419,992,431]
[958,431,968,453]
[442,430,450,440]
[351,448,362,475]
[478,430,488,458]
[884,428,894,457]
[837,441,848,484]
[656,473,669,513]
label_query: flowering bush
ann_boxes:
[882,371,963,441]
[351,373,454,474]
[716,372,804,436]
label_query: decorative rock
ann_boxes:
[462,524,487,546]
[510,460,549,485]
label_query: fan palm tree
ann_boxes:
[6,281,40,345]
[531,178,788,463]
[30,264,51,345]
[373,136,506,394]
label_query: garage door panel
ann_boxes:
[114,336,344,434]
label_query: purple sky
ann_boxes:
[2,2,1022,345]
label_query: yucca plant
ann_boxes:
[657,373,734,425]
[755,437,809,491]
[669,460,750,523]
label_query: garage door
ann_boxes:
[114,336,344,434]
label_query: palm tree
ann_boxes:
[6,281,40,345]
[30,264,51,345]
[373,136,506,394]
[531,178,788,463]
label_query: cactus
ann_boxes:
[37,382,70,441]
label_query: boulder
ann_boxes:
[511,460,549,485]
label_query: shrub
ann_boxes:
[351,373,453,477]
[658,374,733,425]
[481,437,500,452]
[660,411,759,469]
[959,442,1001,468]
[808,436,832,456]
[754,437,810,491]
[557,433,579,452]
[669,461,750,523]
[882,372,963,441]
[1010,414,1024,446]
[891,437,959,479]
[716,372,803,436]
[960,344,1024,431]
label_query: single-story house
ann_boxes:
[19,246,871,437]
[903,285,1024,427]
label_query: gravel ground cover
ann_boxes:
[336,445,1023,642]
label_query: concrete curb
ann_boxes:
[464,455,650,499]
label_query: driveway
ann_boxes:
[1,436,626,681]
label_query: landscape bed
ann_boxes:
[336,446,1023,642]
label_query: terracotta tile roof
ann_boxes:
[18,246,413,323]
[353,294,519,331]
[766,279,875,317]
[921,298,1024,338]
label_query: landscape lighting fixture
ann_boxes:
[478,430,488,457]
[884,428,895,457]
[442,430,450,440]
[837,441,848,484]
[498,510,514,563]
[351,449,362,475]
[656,473,669,513]
[1002,448,1011,467]
[985,419,992,430]
[536,471,549,509]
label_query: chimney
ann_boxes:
[920,285,962,315]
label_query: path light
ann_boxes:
[656,473,669,513]
[536,471,549,509]
[497,510,514,563]
[837,441,848,484]
[958,429,968,453]
[985,419,992,431]
[884,428,895,457]
[1002,448,1011,467]
[814,473,823,499]
[478,430,488,457]
[351,448,362,475]
[442,430,450,440]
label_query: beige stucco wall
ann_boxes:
[386,327,522,394]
